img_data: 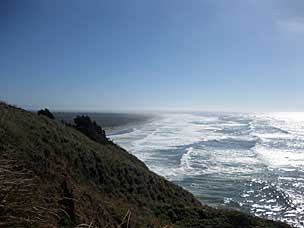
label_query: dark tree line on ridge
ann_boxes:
[37,108,109,144]
[37,108,55,120]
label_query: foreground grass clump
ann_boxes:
[0,102,291,228]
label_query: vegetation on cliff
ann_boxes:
[0,102,291,228]
[73,115,108,144]
[37,108,55,120]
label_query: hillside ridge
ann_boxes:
[0,102,291,228]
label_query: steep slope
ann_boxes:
[0,102,291,228]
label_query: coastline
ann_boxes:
[0,102,291,227]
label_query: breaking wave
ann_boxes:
[110,112,304,227]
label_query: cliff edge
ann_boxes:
[0,102,291,228]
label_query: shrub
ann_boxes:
[37,108,55,119]
[73,115,108,144]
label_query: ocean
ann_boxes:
[109,112,304,228]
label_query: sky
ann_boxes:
[1,0,304,112]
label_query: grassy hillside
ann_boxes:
[0,102,291,228]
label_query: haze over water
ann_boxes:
[110,112,304,228]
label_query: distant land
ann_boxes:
[54,112,153,133]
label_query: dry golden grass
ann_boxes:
[0,158,59,228]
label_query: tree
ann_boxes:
[37,108,55,119]
[73,115,107,144]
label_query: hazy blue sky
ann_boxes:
[1,0,304,112]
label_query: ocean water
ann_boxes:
[109,112,304,228]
